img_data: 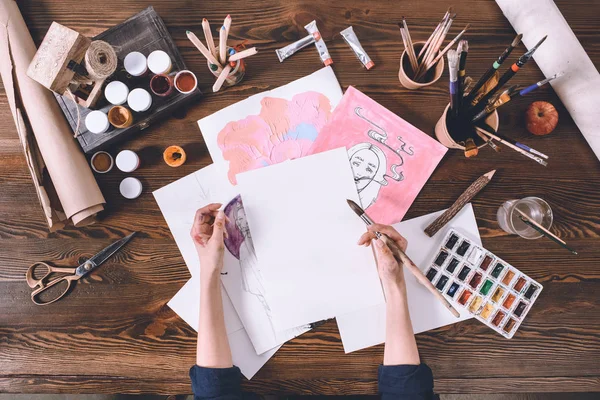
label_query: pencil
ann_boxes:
[228,47,258,62]
[515,209,578,255]
[202,18,217,57]
[347,199,461,318]
[219,25,227,65]
[212,64,232,92]
[187,30,221,67]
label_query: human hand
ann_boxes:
[358,224,408,288]
[190,203,227,279]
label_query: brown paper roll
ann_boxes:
[0,0,105,230]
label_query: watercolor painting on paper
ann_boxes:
[310,86,447,224]
[198,66,343,184]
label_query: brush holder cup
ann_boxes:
[207,46,246,89]
[398,42,445,90]
[435,103,500,150]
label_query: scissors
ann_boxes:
[25,232,136,305]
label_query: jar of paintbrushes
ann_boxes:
[435,31,557,165]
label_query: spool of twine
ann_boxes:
[83,40,118,81]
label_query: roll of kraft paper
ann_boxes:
[496,0,600,161]
[0,0,105,230]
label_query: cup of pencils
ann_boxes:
[397,11,469,90]
[186,15,258,93]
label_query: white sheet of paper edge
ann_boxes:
[198,66,344,165]
[153,164,309,356]
[496,0,600,160]
[336,203,481,353]
[237,148,385,331]
[167,279,278,380]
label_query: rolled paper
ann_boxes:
[0,0,105,229]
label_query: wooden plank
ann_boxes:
[0,0,599,395]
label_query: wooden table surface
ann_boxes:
[1,0,599,395]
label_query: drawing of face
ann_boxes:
[234,203,251,239]
[350,148,380,191]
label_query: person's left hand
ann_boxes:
[190,203,227,279]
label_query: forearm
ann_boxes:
[196,272,233,368]
[383,281,420,366]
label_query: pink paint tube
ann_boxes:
[304,20,333,66]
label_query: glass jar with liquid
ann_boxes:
[497,197,553,239]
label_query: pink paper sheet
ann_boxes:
[310,86,447,224]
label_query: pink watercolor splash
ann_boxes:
[217,91,333,184]
[309,86,448,224]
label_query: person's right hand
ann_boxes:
[190,203,226,280]
[358,224,408,288]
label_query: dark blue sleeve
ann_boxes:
[189,365,242,400]
[378,363,438,400]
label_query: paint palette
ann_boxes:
[425,229,543,338]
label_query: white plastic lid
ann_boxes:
[120,177,143,199]
[85,110,110,134]
[127,88,152,112]
[124,52,147,76]
[104,81,129,105]
[147,50,172,74]
[115,149,140,173]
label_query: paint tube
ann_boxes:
[304,20,333,66]
[340,26,374,70]
[275,34,316,62]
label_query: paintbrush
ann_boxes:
[416,13,455,78]
[472,73,563,123]
[422,24,470,75]
[448,49,460,118]
[475,129,502,152]
[398,21,418,73]
[515,209,578,255]
[457,39,468,111]
[347,199,461,318]
[402,18,419,72]
[418,10,450,59]
[471,35,548,113]
[475,125,548,165]
[464,33,523,106]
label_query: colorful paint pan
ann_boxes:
[446,258,460,274]
[491,263,504,278]
[502,269,516,286]
[480,279,494,296]
[480,255,493,271]
[425,229,543,339]
[479,302,495,320]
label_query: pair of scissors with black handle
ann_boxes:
[25,232,136,305]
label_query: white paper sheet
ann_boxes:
[237,148,385,331]
[496,0,600,160]
[336,204,481,353]
[198,66,344,184]
[167,279,278,380]
[154,164,309,356]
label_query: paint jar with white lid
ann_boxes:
[115,149,140,173]
[124,51,148,77]
[127,88,153,112]
[147,50,172,75]
[104,81,129,105]
[85,110,111,134]
[120,177,143,199]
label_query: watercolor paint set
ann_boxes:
[425,229,543,338]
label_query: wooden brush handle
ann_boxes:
[381,235,460,318]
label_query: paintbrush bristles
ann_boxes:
[459,39,468,53]
[512,33,524,47]
[448,50,459,81]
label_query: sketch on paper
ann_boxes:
[309,86,448,224]
[216,92,334,184]
[223,195,269,315]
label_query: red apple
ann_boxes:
[526,101,559,135]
